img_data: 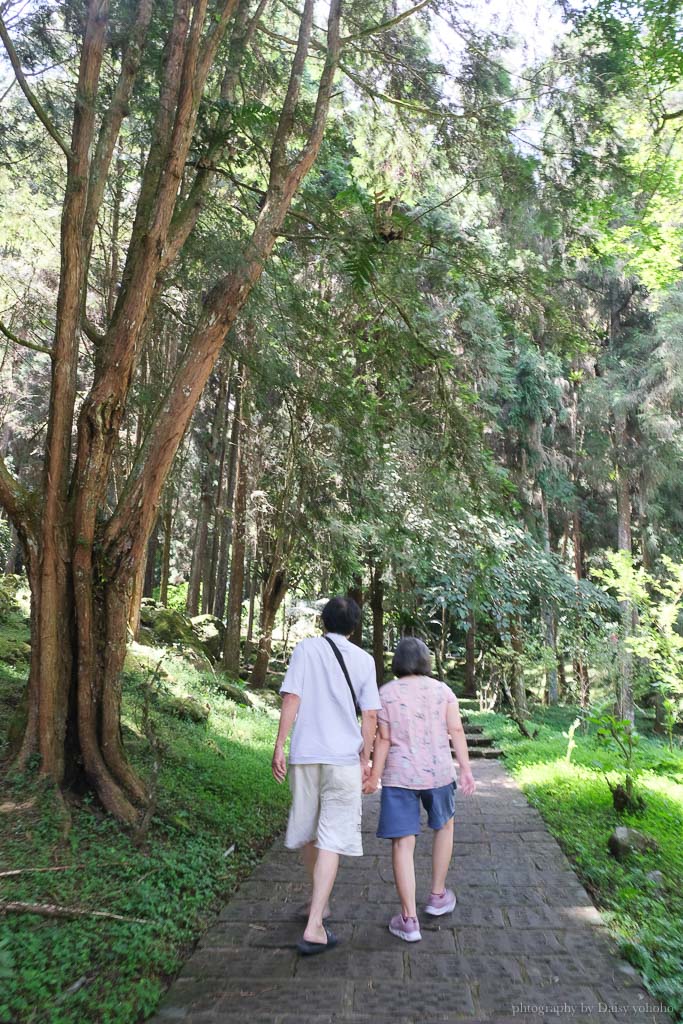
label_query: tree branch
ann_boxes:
[0,319,52,356]
[339,61,443,118]
[270,0,315,182]
[84,0,154,248]
[81,316,105,345]
[0,14,72,159]
[341,0,433,42]
[0,901,148,924]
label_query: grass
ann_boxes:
[471,703,683,1019]
[0,624,289,1024]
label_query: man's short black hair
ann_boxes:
[392,637,432,678]
[321,596,361,636]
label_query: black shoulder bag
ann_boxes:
[323,636,361,718]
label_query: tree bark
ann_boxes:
[249,568,287,688]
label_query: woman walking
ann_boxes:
[363,637,476,941]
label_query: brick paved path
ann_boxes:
[152,760,673,1024]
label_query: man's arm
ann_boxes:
[360,710,377,781]
[363,720,390,793]
[272,693,301,783]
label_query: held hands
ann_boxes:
[459,768,476,797]
[362,771,380,795]
[271,743,287,784]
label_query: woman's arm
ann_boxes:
[447,701,476,796]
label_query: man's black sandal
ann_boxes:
[297,925,339,956]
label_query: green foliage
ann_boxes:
[0,518,12,571]
[594,551,683,717]
[589,707,645,812]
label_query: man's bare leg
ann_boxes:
[300,842,331,918]
[303,848,339,943]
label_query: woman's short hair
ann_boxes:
[321,596,361,636]
[392,637,432,678]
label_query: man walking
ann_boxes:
[272,596,380,955]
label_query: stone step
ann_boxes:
[469,746,504,759]
[463,724,484,734]
[466,734,496,747]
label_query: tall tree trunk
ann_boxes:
[557,651,567,698]
[614,409,635,724]
[186,376,226,615]
[249,568,287,688]
[510,620,528,720]
[159,497,173,607]
[540,493,558,705]
[369,562,384,686]
[206,369,233,614]
[201,375,228,613]
[143,518,159,598]
[464,610,477,698]
[347,574,363,646]
[571,509,590,706]
[212,371,241,619]
[245,559,258,659]
[186,518,202,615]
[128,555,146,637]
[222,365,250,676]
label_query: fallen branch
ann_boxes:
[0,901,149,924]
[0,866,74,878]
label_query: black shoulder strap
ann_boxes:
[323,636,361,718]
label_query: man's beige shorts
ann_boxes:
[285,762,363,857]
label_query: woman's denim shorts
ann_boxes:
[377,781,456,839]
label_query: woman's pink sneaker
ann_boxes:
[424,888,456,916]
[388,913,422,942]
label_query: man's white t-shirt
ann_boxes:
[280,633,381,766]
